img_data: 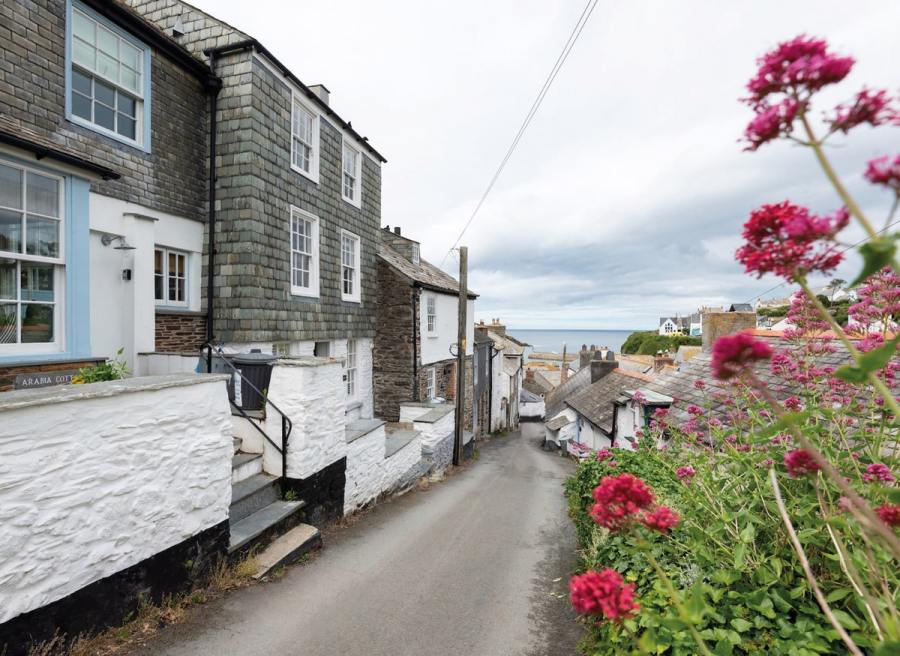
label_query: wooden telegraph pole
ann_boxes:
[453,246,468,466]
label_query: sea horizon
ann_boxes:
[506,328,640,357]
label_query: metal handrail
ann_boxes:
[200,341,292,479]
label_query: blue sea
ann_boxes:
[507,329,636,360]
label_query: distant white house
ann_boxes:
[658,317,681,336]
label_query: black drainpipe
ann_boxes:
[205,53,220,372]
[411,283,419,401]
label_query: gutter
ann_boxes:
[203,52,225,371]
[203,39,387,164]
[0,129,120,180]
[412,283,420,400]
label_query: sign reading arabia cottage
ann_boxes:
[14,370,79,390]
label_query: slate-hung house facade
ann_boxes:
[125,0,387,419]
[373,227,475,425]
[0,0,213,389]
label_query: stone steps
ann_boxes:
[251,523,321,579]
[230,472,280,523]
[232,452,262,484]
[228,499,306,554]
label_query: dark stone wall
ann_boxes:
[373,260,416,421]
[284,457,347,527]
[0,521,228,656]
[154,311,207,353]
[0,0,208,219]
[208,55,382,344]
[416,356,474,430]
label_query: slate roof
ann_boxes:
[523,376,552,396]
[520,388,543,403]
[645,335,856,425]
[565,369,656,434]
[489,331,525,356]
[546,414,572,430]
[378,243,477,298]
[544,366,592,418]
[729,303,754,312]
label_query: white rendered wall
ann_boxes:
[0,375,232,624]
[89,193,203,370]
[420,294,474,365]
[521,400,545,419]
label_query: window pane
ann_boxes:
[73,11,95,44]
[0,209,22,254]
[26,172,59,217]
[154,273,163,301]
[73,39,96,69]
[21,303,53,343]
[97,51,117,81]
[118,94,136,117]
[94,102,115,130]
[0,303,15,343]
[72,69,92,96]
[25,217,59,258]
[94,78,115,106]
[0,164,22,209]
[72,92,92,120]
[97,25,118,57]
[120,42,141,71]
[117,114,136,139]
[20,264,54,302]
[120,67,140,94]
[0,260,14,300]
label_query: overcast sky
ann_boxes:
[193,0,900,330]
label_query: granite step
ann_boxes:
[228,499,306,554]
[232,436,242,454]
[232,452,263,484]
[251,523,321,579]
[230,473,279,523]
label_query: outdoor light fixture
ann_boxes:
[101,234,136,250]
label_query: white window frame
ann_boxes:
[290,94,320,184]
[426,294,436,334]
[289,206,320,298]
[340,230,361,303]
[0,161,66,355]
[411,243,420,264]
[345,338,357,398]
[67,2,149,150]
[154,247,188,307]
[341,138,362,208]
[426,367,436,401]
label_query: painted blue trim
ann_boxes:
[0,153,92,365]
[65,0,152,154]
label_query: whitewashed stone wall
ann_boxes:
[414,410,456,475]
[0,374,232,624]
[344,425,387,513]
[521,399,546,419]
[264,358,347,480]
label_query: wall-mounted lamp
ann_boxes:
[101,234,136,250]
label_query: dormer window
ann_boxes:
[341,140,362,208]
[411,243,420,264]
[67,2,150,150]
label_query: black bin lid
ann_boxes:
[232,349,277,365]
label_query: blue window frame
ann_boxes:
[64,0,152,152]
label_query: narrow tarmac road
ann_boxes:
[135,423,582,656]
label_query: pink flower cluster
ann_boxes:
[746,35,854,103]
[569,569,639,620]
[736,201,848,280]
[743,98,801,151]
[590,474,681,534]
[863,463,895,484]
[711,333,774,380]
[676,466,696,481]
[875,503,900,528]
[784,449,821,478]
[864,155,900,191]
[829,88,897,134]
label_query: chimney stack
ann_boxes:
[654,351,675,373]
[579,344,594,369]
[393,226,401,235]
[701,311,757,352]
[560,344,568,383]
[309,84,330,106]
[590,351,619,383]
[488,318,506,336]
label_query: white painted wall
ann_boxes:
[420,293,474,365]
[89,193,203,371]
[544,408,578,446]
[0,374,232,624]
[521,399,545,419]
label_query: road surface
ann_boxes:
[135,423,582,656]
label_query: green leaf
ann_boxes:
[875,642,900,656]
[739,523,756,543]
[734,543,747,570]
[850,237,897,287]
[730,618,753,633]
[888,488,900,504]
[714,640,734,656]
[857,335,900,373]
[834,365,868,384]
[825,588,852,603]
[686,582,707,623]
[831,609,860,631]
[712,570,741,585]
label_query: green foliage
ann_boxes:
[755,305,790,318]
[835,335,900,383]
[72,348,129,384]
[850,236,898,287]
[621,331,702,356]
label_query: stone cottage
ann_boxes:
[475,319,525,432]
[373,226,475,424]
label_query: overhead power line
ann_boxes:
[440,0,599,266]
[744,218,900,305]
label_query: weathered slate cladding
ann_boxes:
[210,55,380,343]
[0,0,208,219]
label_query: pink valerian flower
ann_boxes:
[745,35,854,104]
[735,444,751,452]
[632,390,647,403]
[863,463,895,483]
[864,155,900,191]
[743,98,801,150]
[693,379,706,391]
[590,474,655,531]
[848,267,900,334]
[686,405,704,416]
[652,407,669,421]
[837,496,854,513]
[875,503,900,528]
[569,569,640,620]
[676,466,696,482]
[711,332,774,380]
[784,396,803,411]
[640,506,681,533]
[596,449,614,462]
[829,88,897,133]
[736,202,848,280]
[784,449,821,478]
